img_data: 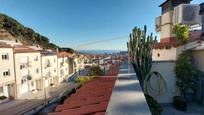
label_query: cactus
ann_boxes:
[127,25,157,83]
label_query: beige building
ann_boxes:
[14,46,42,98]
[56,52,69,84]
[41,51,58,88]
[0,43,15,99]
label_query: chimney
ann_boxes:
[200,2,204,41]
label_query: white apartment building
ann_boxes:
[14,46,42,98]
[41,51,58,88]
[56,52,69,84]
[0,43,15,99]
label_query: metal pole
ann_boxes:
[44,78,47,106]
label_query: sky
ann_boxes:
[0,0,203,50]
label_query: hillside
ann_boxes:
[0,13,74,53]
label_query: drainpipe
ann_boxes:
[13,49,18,99]
[200,3,204,41]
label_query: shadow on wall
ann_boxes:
[150,61,177,104]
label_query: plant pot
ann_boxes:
[173,96,188,111]
[185,93,193,103]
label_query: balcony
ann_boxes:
[60,62,64,67]
[21,75,32,83]
[44,63,51,69]
[20,62,31,70]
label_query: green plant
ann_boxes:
[173,24,189,44]
[145,94,162,115]
[175,51,198,101]
[76,76,95,84]
[127,25,157,83]
[89,66,104,76]
[0,96,7,100]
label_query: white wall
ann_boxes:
[41,55,57,87]
[0,48,15,97]
[153,46,183,61]
[149,61,177,103]
[192,49,204,104]
[14,52,42,98]
[0,48,15,86]
[57,57,69,83]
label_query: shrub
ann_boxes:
[76,76,95,84]
[175,51,198,100]
[89,66,104,76]
[0,96,7,100]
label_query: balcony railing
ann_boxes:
[44,63,51,69]
[21,75,32,83]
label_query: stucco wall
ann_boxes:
[0,48,15,86]
[153,46,184,61]
[14,52,42,98]
[57,57,69,83]
[14,52,42,84]
[160,11,174,39]
[193,49,204,72]
[41,55,57,77]
[192,49,204,104]
[150,61,177,103]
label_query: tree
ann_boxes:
[173,24,189,44]
[174,51,197,101]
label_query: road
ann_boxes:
[0,82,79,115]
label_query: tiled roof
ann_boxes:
[48,63,120,115]
[14,45,40,53]
[56,51,73,58]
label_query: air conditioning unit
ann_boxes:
[173,4,201,25]
[155,16,161,32]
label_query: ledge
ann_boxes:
[106,61,151,115]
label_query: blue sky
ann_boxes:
[0,0,203,50]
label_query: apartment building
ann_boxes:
[73,54,86,72]
[14,46,42,98]
[0,43,15,99]
[56,52,69,84]
[68,56,74,75]
[41,51,58,88]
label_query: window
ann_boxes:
[34,56,38,61]
[54,69,56,72]
[0,87,3,94]
[36,68,39,73]
[31,81,34,87]
[3,69,10,76]
[2,54,9,60]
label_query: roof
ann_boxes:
[14,45,40,53]
[56,51,73,58]
[159,0,192,7]
[48,63,120,115]
[41,50,56,56]
[0,42,13,48]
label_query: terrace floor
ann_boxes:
[162,103,204,115]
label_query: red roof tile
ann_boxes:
[48,63,121,115]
